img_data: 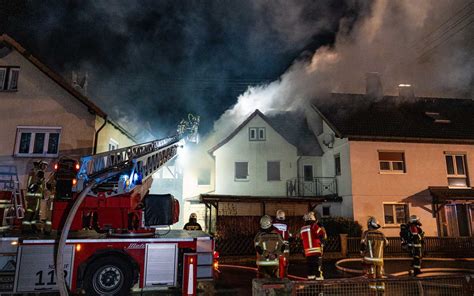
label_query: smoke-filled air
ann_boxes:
[209,0,473,147]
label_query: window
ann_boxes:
[249,127,266,141]
[235,162,248,180]
[322,206,330,217]
[108,139,119,151]
[304,165,313,181]
[334,154,341,176]
[15,127,61,157]
[198,169,211,185]
[379,151,405,173]
[445,153,469,187]
[383,203,408,225]
[267,161,280,181]
[0,67,20,91]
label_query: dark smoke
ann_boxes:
[0,0,368,140]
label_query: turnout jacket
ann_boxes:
[360,229,388,265]
[299,222,327,257]
[273,220,291,241]
[254,228,285,266]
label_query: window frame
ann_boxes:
[14,126,62,157]
[234,161,249,181]
[445,153,469,188]
[383,202,409,227]
[249,127,266,141]
[267,161,281,181]
[334,154,341,176]
[108,138,119,151]
[378,151,406,174]
[0,66,20,91]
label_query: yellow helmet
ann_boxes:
[260,215,273,230]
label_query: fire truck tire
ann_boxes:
[83,256,133,296]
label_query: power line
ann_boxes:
[412,1,474,49]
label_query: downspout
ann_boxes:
[93,116,107,154]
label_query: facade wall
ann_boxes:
[213,115,298,196]
[349,140,474,236]
[314,121,353,218]
[94,117,136,153]
[0,50,95,187]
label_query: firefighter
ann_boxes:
[23,160,48,232]
[272,209,292,276]
[183,213,202,231]
[401,215,424,276]
[299,211,326,280]
[254,215,286,278]
[360,217,388,291]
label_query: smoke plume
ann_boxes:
[209,0,473,146]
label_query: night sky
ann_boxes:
[0,0,368,139]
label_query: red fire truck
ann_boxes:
[0,117,216,295]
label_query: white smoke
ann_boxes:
[208,0,473,146]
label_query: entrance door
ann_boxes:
[302,165,314,196]
[445,203,473,237]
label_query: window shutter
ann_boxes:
[0,67,6,90]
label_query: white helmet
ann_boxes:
[276,209,286,221]
[304,211,316,222]
[190,213,197,220]
[260,215,273,230]
[368,217,380,229]
[409,215,420,224]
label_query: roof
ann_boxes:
[208,109,322,156]
[0,34,136,142]
[429,186,474,202]
[312,93,474,143]
[200,193,325,204]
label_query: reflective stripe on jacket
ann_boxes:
[300,222,326,257]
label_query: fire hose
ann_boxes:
[56,182,96,296]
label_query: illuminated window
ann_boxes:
[379,151,405,173]
[15,126,61,157]
[383,203,408,225]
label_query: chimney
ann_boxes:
[71,71,88,96]
[366,72,383,100]
[398,84,414,99]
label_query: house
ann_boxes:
[189,109,341,233]
[0,34,136,189]
[309,82,474,237]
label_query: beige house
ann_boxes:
[0,34,136,189]
[310,89,474,237]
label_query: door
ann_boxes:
[445,203,473,237]
[302,165,314,196]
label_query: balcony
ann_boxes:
[286,177,340,200]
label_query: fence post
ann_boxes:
[340,234,348,257]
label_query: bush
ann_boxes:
[320,217,362,237]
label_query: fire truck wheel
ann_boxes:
[83,256,133,296]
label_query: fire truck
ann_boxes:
[0,116,216,295]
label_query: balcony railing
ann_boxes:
[286,177,338,198]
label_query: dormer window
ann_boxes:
[0,66,20,91]
[249,127,265,141]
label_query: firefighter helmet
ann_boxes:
[260,215,273,230]
[304,211,317,221]
[190,213,197,220]
[276,209,286,221]
[367,216,380,229]
[409,215,420,224]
